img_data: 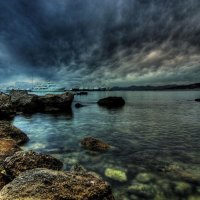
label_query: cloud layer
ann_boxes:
[0,0,200,86]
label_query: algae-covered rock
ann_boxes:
[135,172,155,184]
[127,183,156,198]
[0,168,115,200]
[3,151,63,178]
[105,168,127,182]
[174,181,192,196]
[188,196,200,200]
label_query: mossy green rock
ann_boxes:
[105,168,127,182]
[135,172,155,183]
[128,183,156,198]
[188,196,200,200]
[174,181,192,195]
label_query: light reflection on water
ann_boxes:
[13,91,200,200]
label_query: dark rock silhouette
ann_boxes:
[97,97,125,108]
[0,93,16,119]
[75,103,85,108]
[195,98,200,102]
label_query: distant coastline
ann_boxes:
[110,83,200,91]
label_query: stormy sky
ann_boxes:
[0,0,200,87]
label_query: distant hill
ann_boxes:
[111,83,200,91]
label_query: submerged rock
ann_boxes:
[188,196,200,200]
[174,181,192,196]
[97,97,125,108]
[81,137,110,152]
[0,121,29,144]
[75,103,85,108]
[3,151,63,178]
[76,91,88,95]
[135,172,156,184]
[0,168,115,200]
[127,183,156,198]
[105,168,127,182]
[0,93,15,120]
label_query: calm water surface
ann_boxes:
[13,91,200,200]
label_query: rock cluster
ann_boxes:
[0,90,74,117]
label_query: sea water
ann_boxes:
[13,91,200,200]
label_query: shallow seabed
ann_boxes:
[13,91,200,200]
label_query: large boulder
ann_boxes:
[0,93,15,120]
[10,90,39,114]
[0,168,115,200]
[81,137,110,152]
[37,92,74,113]
[97,97,125,108]
[0,121,29,144]
[3,151,63,178]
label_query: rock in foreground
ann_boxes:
[3,151,63,178]
[0,139,20,163]
[0,121,29,144]
[81,137,110,152]
[0,168,115,200]
[97,97,125,108]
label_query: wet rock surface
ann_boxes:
[81,137,110,152]
[10,90,39,114]
[38,92,74,113]
[0,139,20,164]
[3,151,63,178]
[97,97,125,108]
[0,121,29,144]
[0,93,15,120]
[0,168,115,200]
[0,91,74,118]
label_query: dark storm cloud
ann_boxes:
[0,0,200,86]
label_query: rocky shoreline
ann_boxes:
[0,91,116,199]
